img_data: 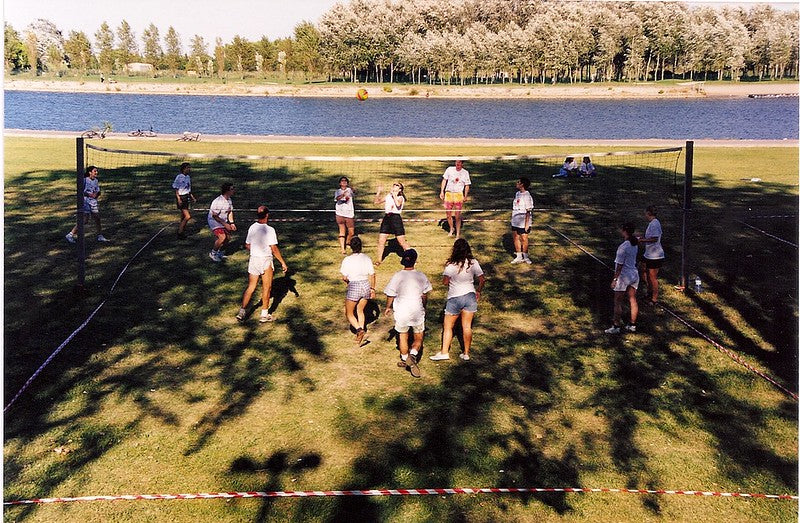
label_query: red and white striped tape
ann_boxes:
[4,487,798,505]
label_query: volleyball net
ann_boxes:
[83,143,685,217]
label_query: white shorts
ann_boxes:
[613,270,639,292]
[394,313,425,333]
[83,197,99,214]
[248,255,274,276]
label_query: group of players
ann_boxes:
[66,159,663,378]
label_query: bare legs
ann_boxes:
[445,208,463,237]
[612,287,639,326]
[646,267,660,303]
[241,268,275,313]
[337,223,354,254]
[376,233,410,264]
[512,231,529,254]
[178,208,191,235]
[398,330,424,359]
[440,311,475,356]
[345,298,368,331]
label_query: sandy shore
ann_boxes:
[4,77,798,99]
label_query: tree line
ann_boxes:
[5,0,799,84]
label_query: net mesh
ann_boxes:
[84,144,684,218]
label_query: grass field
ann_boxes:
[4,136,798,522]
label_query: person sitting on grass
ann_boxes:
[66,165,109,243]
[579,156,597,178]
[383,249,432,378]
[236,206,289,324]
[340,236,376,345]
[553,156,578,178]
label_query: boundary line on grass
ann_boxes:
[3,224,172,413]
[4,487,798,505]
[735,219,798,248]
[543,224,798,402]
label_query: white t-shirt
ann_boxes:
[245,222,277,258]
[615,240,639,273]
[442,166,471,193]
[207,195,233,230]
[511,190,534,228]
[384,269,432,322]
[334,187,355,218]
[340,252,375,282]
[443,259,483,299]
[384,193,404,215]
[643,218,664,260]
[172,173,192,195]
[83,177,100,198]
[579,162,595,175]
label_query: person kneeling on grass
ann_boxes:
[383,249,432,378]
[340,236,376,345]
[236,206,289,324]
[605,222,639,334]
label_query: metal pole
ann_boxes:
[680,140,693,291]
[76,137,86,292]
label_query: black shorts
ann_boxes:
[379,213,405,236]
[511,225,530,235]
[177,194,192,210]
[644,257,664,270]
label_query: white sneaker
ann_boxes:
[459,354,470,361]
[624,324,637,333]
[604,326,621,334]
[97,235,109,242]
[511,257,524,264]
[236,308,246,322]
[429,352,450,361]
[65,233,76,243]
[209,251,222,262]
[259,312,275,323]
[523,256,532,264]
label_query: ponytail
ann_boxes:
[622,222,638,246]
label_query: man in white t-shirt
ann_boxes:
[207,182,236,262]
[236,206,289,323]
[383,249,432,378]
[439,159,472,238]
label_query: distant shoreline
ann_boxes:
[4,77,799,99]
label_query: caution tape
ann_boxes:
[4,487,798,505]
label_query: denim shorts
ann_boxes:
[444,292,478,315]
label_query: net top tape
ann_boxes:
[85,144,683,162]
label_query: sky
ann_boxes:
[3,0,797,48]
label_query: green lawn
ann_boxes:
[4,136,798,522]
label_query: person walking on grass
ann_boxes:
[429,238,485,362]
[637,205,664,305]
[374,182,410,265]
[340,236,376,345]
[605,222,639,334]
[511,177,533,264]
[384,249,432,378]
[173,162,197,238]
[236,206,289,323]
[439,159,471,238]
[208,182,236,262]
[66,165,109,243]
[334,176,357,255]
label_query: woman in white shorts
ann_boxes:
[334,176,356,255]
[339,236,376,345]
[429,238,485,361]
[605,222,639,334]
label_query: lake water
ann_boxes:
[4,89,798,140]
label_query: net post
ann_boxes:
[75,138,86,295]
[679,140,693,292]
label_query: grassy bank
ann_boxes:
[4,137,798,522]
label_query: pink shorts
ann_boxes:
[213,227,229,238]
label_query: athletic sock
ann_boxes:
[410,349,419,357]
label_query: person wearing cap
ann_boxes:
[383,249,432,378]
[236,205,289,323]
[439,159,471,238]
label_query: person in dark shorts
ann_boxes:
[374,182,410,265]
[511,177,534,264]
[637,205,665,305]
[173,162,196,238]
